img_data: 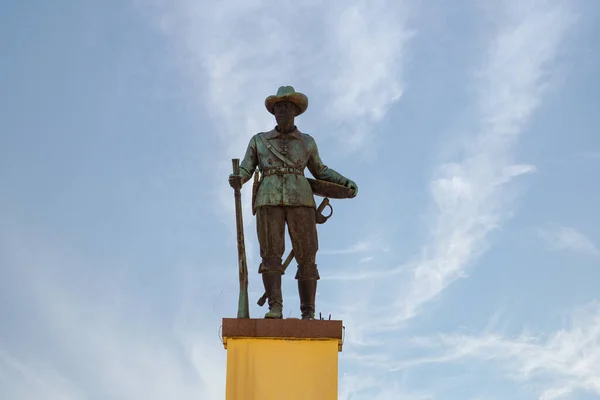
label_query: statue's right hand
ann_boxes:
[229,174,242,189]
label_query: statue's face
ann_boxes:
[273,101,299,124]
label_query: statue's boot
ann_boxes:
[263,272,283,319]
[298,278,317,320]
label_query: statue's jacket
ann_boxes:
[238,127,349,208]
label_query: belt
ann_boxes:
[261,167,304,177]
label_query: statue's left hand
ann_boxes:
[346,179,358,198]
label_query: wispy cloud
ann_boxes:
[145,0,413,216]
[0,223,225,400]
[321,0,413,153]
[330,3,577,396]
[577,151,600,159]
[339,372,434,400]
[141,0,415,315]
[536,223,600,256]
[374,0,574,328]
[320,237,390,255]
[399,301,600,399]
[0,352,83,400]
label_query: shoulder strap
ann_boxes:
[258,133,301,168]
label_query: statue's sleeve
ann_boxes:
[306,136,348,186]
[239,135,258,184]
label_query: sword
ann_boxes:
[257,197,332,307]
[251,170,260,216]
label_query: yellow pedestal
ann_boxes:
[222,318,344,400]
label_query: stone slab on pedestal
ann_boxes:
[222,318,344,400]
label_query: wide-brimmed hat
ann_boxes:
[265,86,308,116]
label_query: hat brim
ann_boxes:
[265,93,308,116]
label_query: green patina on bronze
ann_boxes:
[229,86,358,320]
[237,127,353,209]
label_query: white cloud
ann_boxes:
[0,224,226,400]
[400,301,600,399]
[0,352,83,400]
[132,1,580,399]
[578,151,600,159]
[322,0,413,152]
[320,236,390,255]
[141,0,412,217]
[536,223,599,257]
[371,0,574,329]
[339,372,433,400]
[138,0,415,339]
[328,3,577,396]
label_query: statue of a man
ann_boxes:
[228,86,358,320]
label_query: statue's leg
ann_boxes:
[286,206,319,320]
[256,206,286,319]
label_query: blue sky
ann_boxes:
[1,0,599,399]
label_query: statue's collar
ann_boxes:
[265,126,302,140]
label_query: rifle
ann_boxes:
[232,158,249,318]
[257,197,333,307]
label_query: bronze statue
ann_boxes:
[229,86,358,320]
